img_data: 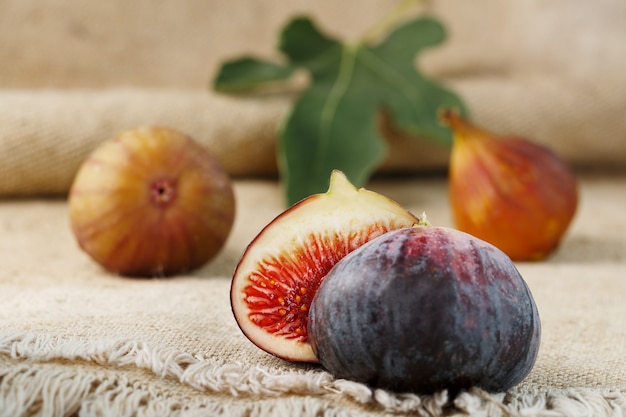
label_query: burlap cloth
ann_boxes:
[1,0,626,416]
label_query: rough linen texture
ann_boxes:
[1,174,626,416]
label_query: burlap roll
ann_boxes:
[0,90,286,196]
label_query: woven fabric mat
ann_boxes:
[1,173,625,416]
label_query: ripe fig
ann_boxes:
[441,109,578,261]
[230,170,421,362]
[309,226,541,395]
[69,126,235,277]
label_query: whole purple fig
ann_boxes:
[308,226,540,394]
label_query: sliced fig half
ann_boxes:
[230,170,420,362]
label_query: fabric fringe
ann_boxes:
[1,332,624,417]
[0,363,404,417]
[453,387,626,417]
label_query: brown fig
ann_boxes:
[441,109,578,261]
[68,126,235,277]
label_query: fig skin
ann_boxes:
[68,126,235,277]
[231,170,421,362]
[442,109,578,261]
[308,226,541,395]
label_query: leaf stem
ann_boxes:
[361,0,429,44]
[315,45,357,179]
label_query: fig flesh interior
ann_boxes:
[231,170,420,362]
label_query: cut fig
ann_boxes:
[230,170,420,362]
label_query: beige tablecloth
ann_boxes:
[1,172,626,416]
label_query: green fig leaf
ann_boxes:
[213,57,294,92]
[214,15,467,206]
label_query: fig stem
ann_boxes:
[417,212,431,227]
[439,108,488,143]
[361,0,428,43]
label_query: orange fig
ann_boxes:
[69,126,235,277]
[441,109,578,261]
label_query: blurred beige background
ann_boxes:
[2,0,624,91]
[0,0,625,196]
[2,0,403,89]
